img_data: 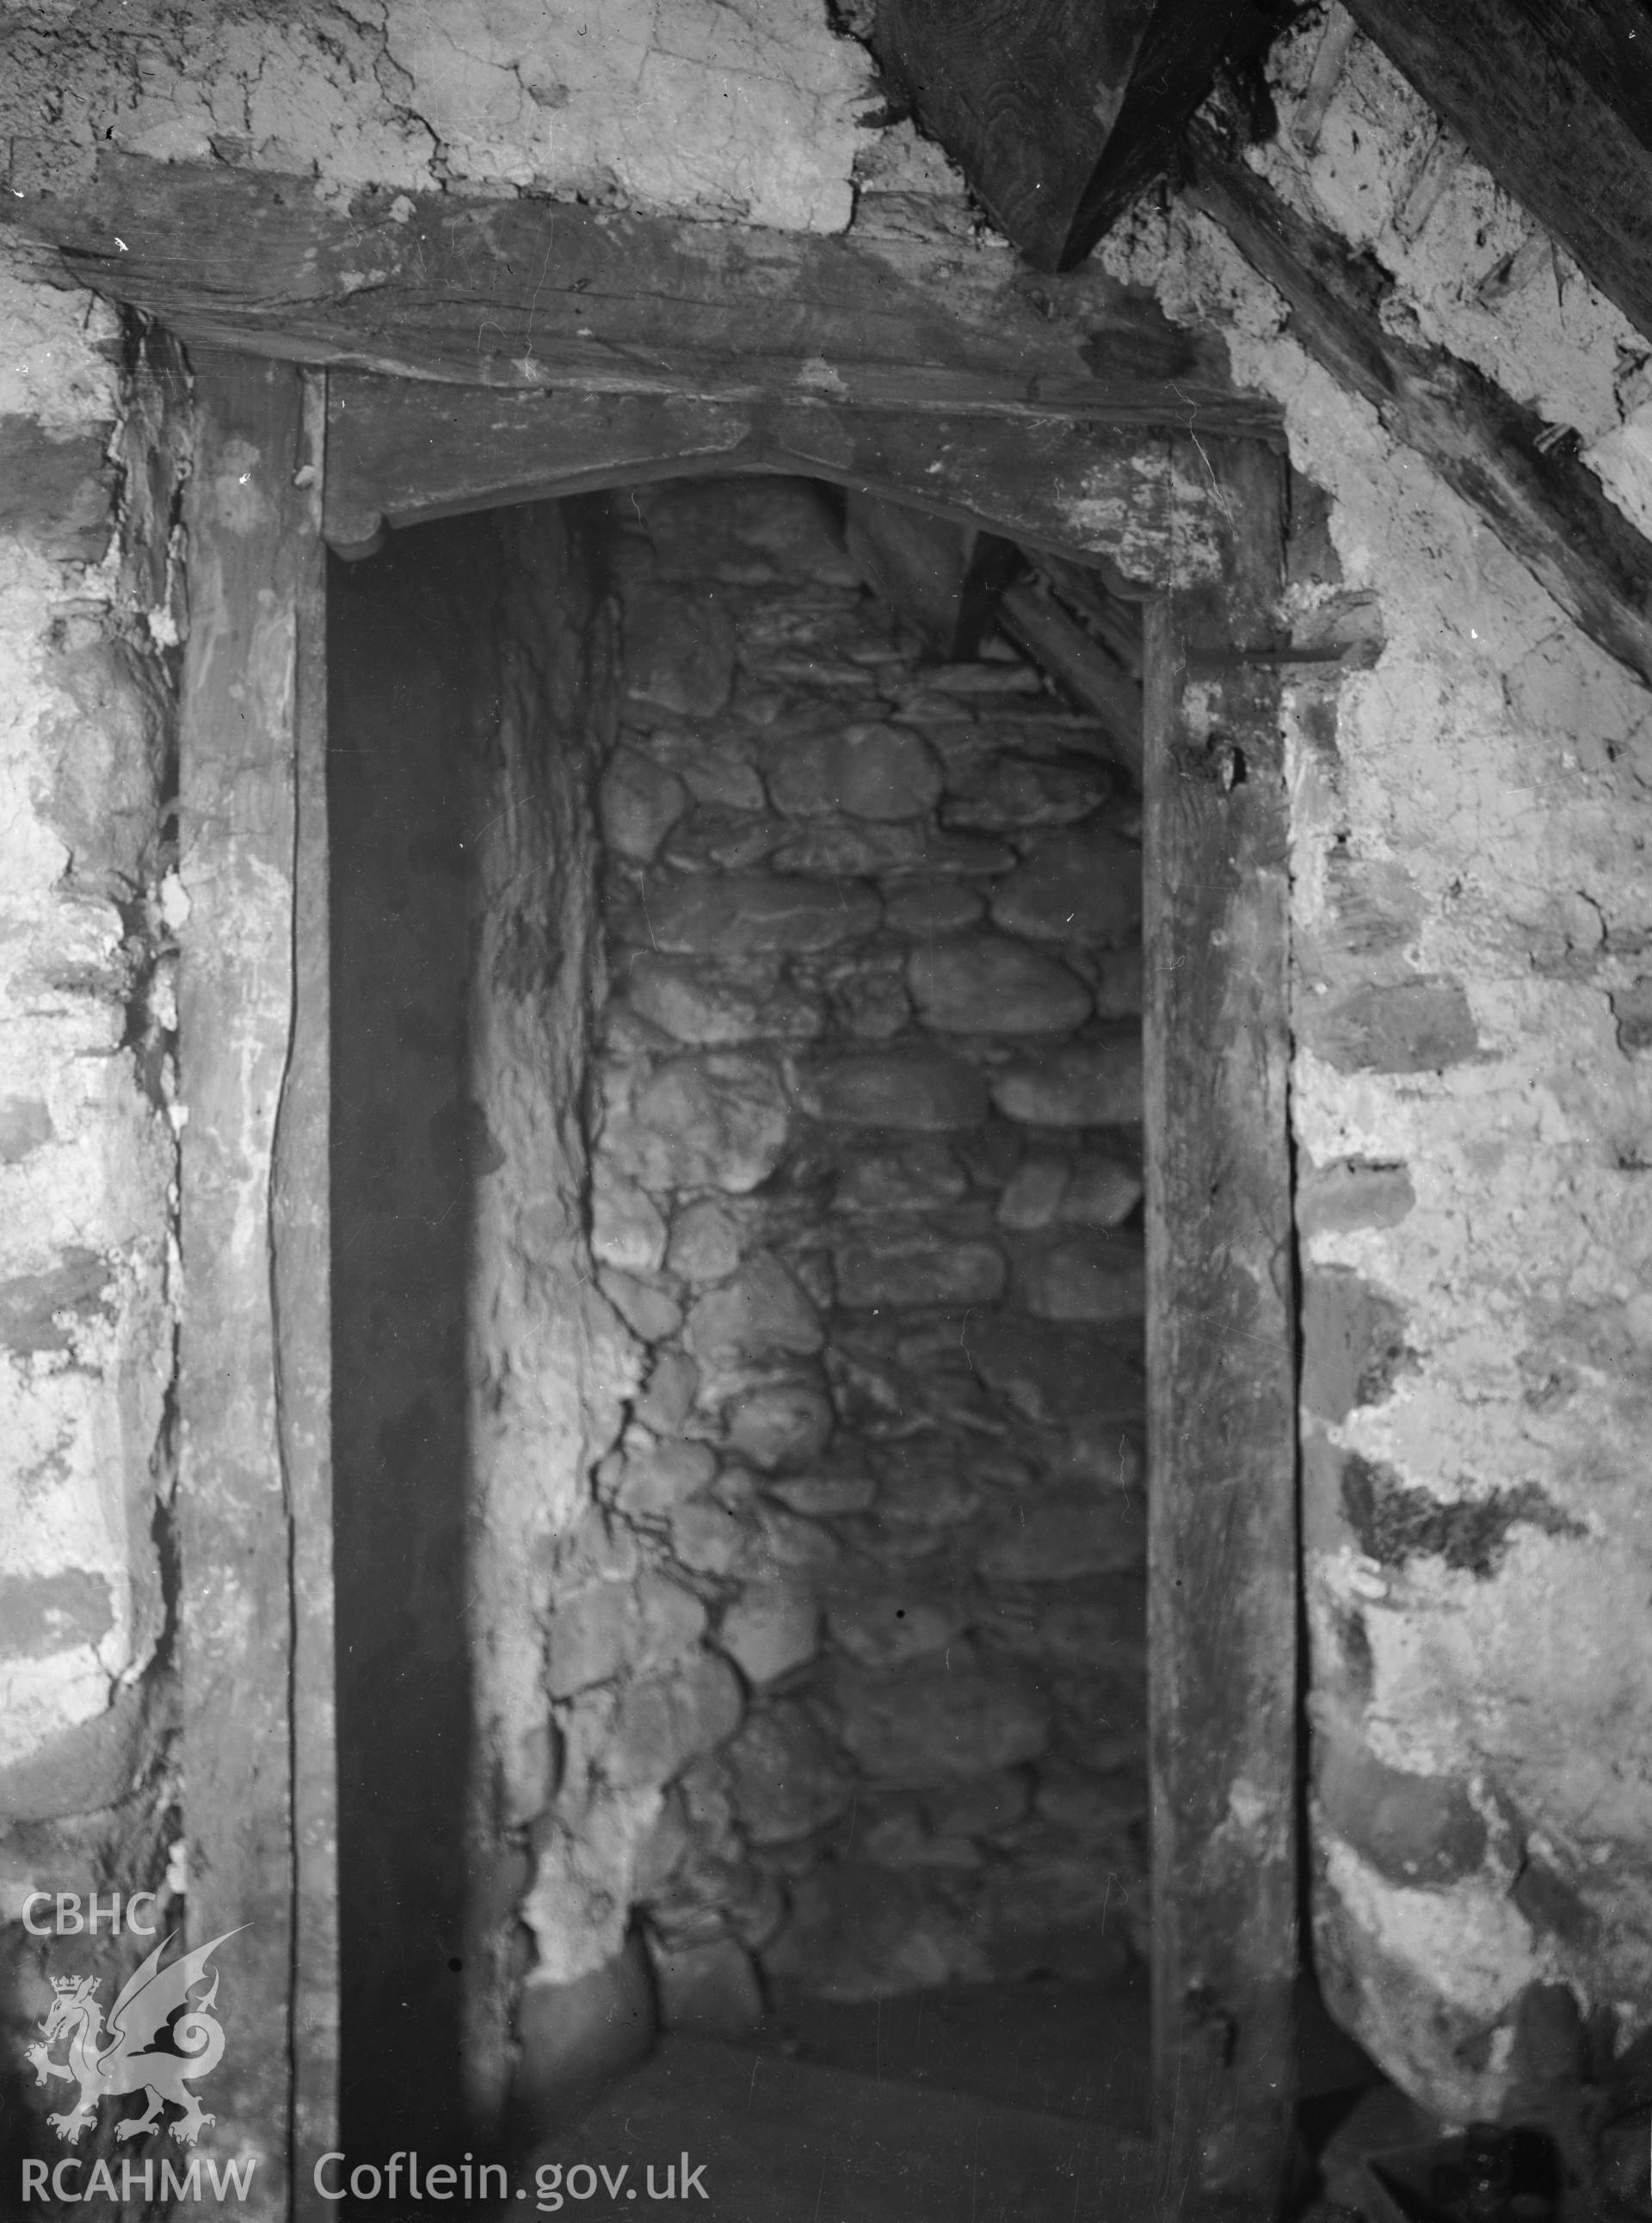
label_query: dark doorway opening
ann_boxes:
[327,475,1159,2197]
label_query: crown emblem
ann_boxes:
[51,1975,93,1998]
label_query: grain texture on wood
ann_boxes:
[1,153,1279,434]
[1342,0,1652,346]
[1186,125,1652,692]
[176,350,320,2220]
[273,371,339,2216]
[324,375,1244,588]
[878,0,1283,269]
[877,0,1158,269]
[1143,438,1297,2217]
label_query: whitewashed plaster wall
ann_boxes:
[1101,11,1652,2120]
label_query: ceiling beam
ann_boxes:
[1341,0,1652,346]
[1183,122,1652,692]
[0,153,1279,436]
[875,0,1289,271]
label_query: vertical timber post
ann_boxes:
[277,373,340,2216]
[1144,437,1298,2218]
[177,350,333,2216]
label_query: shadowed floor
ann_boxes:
[493,1972,1384,2223]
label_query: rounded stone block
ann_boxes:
[722,1703,854,1844]
[660,804,783,875]
[606,1437,718,1518]
[769,820,926,878]
[834,1140,966,1213]
[601,746,690,863]
[591,1170,669,1274]
[940,757,1102,830]
[765,1473,878,1518]
[0,1680,150,1823]
[624,952,824,1047]
[798,1047,989,1130]
[996,1157,1069,1232]
[610,1053,791,1194]
[989,827,1141,945]
[723,1377,835,1472]
[718,1584,820,1684]
[1060,1155,1143,1227]
[827,1592,961,1668]
[834,1227,1006,1309]
[667,1198,743,1284]
[622,582,737,718]
[607,1650,745,1790]
[908,934,1091,1035]
[686,1253,822,1368]
[640,871,880,955]
[989,1035,1143,1127]
[829,1656,1050,1783]
[597,1266,683,1343]
[766,721,942,820]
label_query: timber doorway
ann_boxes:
[179,351,1297,2222]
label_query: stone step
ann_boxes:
[516,2030,1166,2222]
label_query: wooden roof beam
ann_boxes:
[874,0,1293,271]
[1183,121,1652,692]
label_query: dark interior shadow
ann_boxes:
[329,520,501,2158]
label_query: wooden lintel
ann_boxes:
[1144,435,1298,2218]
[0,152,1280,436]
[1184,124,1652,693]
[1343,0,1652,348]
[324,375,1240,586]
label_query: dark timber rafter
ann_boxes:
[874,0,1293,270]
[1184,122,1652,693]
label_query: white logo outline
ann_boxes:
[25,1927,243,2148]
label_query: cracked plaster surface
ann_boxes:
[1,0,878,228]
[1251,10,1652,539]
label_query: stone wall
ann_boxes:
[0,263,188,2158]
[566,477,1148,2026]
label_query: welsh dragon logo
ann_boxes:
[25,1928,242,2147]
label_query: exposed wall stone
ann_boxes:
[571,477,1149,2021]
[0,252,188,2164]
[1102,25,1652,2121]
